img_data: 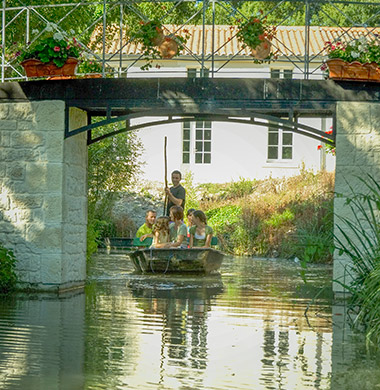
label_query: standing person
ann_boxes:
[168,206,188,248]
[189,210,213,248]
[150,216,171,248]
[135,209,157,242]
[165,170,186,216]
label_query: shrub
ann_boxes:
[93,219,116,240]
[86,217,117,261]
[182,170,199,214]
[206,204,241,231]
[0,244,18,294]
[87,221,99,262]
[206,204,242,253]
[114,215,136,237]
[265,209,294,227]
[226,178,256,199]
[199,171,335,260]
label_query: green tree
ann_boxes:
[88,123,143,218]
[238,0,380,27]
[86,122,143,259]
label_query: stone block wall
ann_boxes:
[0,101,87,291]
[333,102,380,292]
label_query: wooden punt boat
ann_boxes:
[128,247,224,274]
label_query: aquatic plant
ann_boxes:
[334,174,380,346]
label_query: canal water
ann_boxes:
[1,251,380,390]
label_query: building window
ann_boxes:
[187,68,210,78]
[182,120,212,164]
[283,69,293,79]
[270,69,280,79]
[182,120,191,164]
[195,121,212,164]
[270,69,293,79]
[267,122,293,160]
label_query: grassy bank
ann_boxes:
[190,170,335,263]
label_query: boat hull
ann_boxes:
[128,248,224,274]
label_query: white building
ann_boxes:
[95,25,343,183]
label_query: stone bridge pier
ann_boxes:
[333,101,380,293]
[0,100,87,292]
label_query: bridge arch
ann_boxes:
[67,109,335,146]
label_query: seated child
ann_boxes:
[169,206,188,248]
[189,210,213,248]
[150,216,171,248]
[186,208,196,236]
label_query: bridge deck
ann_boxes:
[1,78,379,144]
[1,78,379,115]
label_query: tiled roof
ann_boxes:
[91,25,380,58]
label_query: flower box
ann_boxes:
[326,58,380,82]
[21,57,79,78]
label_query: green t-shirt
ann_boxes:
[169,223,188,247]
[189,225,213,247]
[135,223,153,238]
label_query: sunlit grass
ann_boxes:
[197,170,335,262]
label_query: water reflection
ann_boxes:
[1,251,380,389]
[125,275,223,389]
[0,291,85,390]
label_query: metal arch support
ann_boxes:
[65,108,334,146]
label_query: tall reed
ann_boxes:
[334,174,380,346]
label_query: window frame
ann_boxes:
[267,119,294,162]
[270,69,293,79]
[182,120,212,164]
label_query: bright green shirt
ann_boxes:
[189,225,213,247]
[135,223,153,238]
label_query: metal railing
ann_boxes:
[1,0,380,81]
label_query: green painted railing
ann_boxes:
[133,236,218,247]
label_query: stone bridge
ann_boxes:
[0,78,379,292]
